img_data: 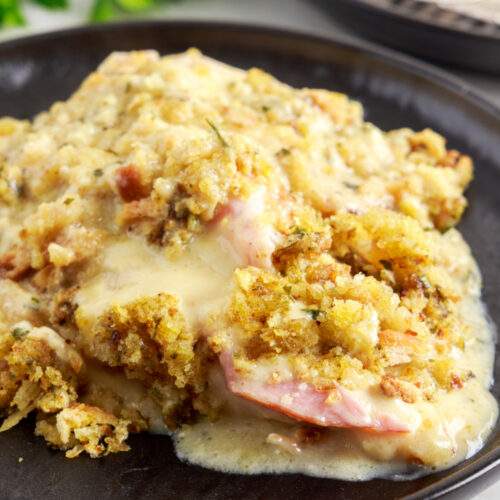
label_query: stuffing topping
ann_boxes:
[0,49,494,473]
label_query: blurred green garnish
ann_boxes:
[34,0,68,9]
[0,0,25,27]
[1,0,183,28]
[90,0,115,22]
[116,0,154,13]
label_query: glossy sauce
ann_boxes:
[76,231,497,480]
[174,294,497,479]
[75,234,236,332]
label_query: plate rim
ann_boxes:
[336,0,500,41]
[328,0,500,74]
[0,19,498,499]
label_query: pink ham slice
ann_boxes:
[220,352,409,433]
[211,191,281,269]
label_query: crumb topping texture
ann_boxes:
[0,49,495,476]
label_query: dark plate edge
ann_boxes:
[0,19,499,499]
[327,0,500,74]
[337,0,500,42]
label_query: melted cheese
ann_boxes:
[75,234,237,331]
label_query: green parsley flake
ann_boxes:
[11,327,29,341]
[303,309,321,321]
[29,297,40,310]
[206,119,228,147]
[419,275,432,290]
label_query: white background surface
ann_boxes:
[0,0,498,497]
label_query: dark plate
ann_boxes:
[0,21,499,500]
[317,0,500,74]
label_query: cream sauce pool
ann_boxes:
[76,232,497,480]
[173,296,497,480]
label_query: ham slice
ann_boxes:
[220,352,410,433]
[211,190,281,269]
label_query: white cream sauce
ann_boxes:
[74,230,497,480]
[75,233,237,332]
[174,294,497,479]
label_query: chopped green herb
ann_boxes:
[283,285,292,294]
[419,275,432,290]
[63,197,74,205]
[11,327,29,341]
[93,168,103,177]
[261,105,270,112]
[292,227,306,236]
[343,181,359,191]
[304,309,321,321]
[29,296,40,310]
[206,119,228,147]
[277,148,290,157]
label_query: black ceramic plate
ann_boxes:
[0,21,498,500]
[320,0,500,74]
